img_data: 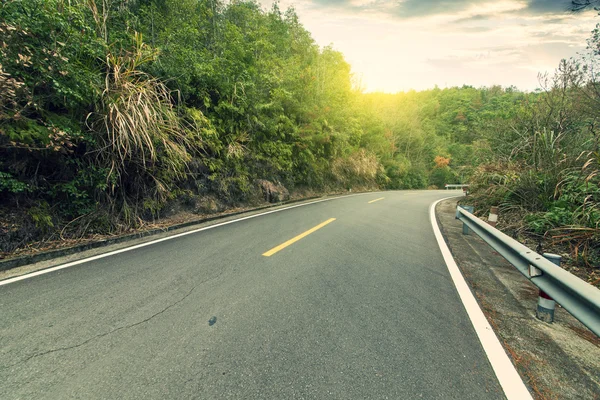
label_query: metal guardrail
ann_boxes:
[456,205,600,337]
[445,184,470,189]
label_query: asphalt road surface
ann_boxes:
[1,190,507,399]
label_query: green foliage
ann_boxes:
[464,47,600,265]
[430,167,457,189]
[399,168,429,189]
[3,0,597,261]
[526,208,575,234]
[0,172,30,194]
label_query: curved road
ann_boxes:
[1,191,507,399]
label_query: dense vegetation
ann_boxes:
[1,0,380,251]
[466,58,600,268]
[0,0,598,269]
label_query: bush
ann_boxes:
[429,166,457,188]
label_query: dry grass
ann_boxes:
[331,149,381,186]
[87,32,190,195]
[0,23,31,123]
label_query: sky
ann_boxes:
[258,0,599,92]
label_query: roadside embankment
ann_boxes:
[436,198,600,400]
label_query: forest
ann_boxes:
[0,0,598,271]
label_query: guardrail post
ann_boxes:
[462,220,470,235]
[457,205,474,234]
[536,253,560,323]
[488,206,499,227]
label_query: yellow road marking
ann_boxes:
[368,197,385,204]
[262,218,336,257]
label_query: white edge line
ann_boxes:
[1,192,376,287]
[429,197,533,400]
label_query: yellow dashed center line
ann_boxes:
[368,197,385,204]
[262,218,337,257]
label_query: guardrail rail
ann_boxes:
[445,184,470,190]
[456,205,600,337]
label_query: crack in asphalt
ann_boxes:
[3,272,223,369]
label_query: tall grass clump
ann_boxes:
[87,33,193,225]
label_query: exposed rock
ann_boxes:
[199,197,221,214]
[256,180,290,203]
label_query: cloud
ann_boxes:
[521,0,573,14]
[312,0,348,5]
[453,14,490,23]
[544,17,569,23]
[459,26,496,33]
[529,31,583,43]
[426,47,525,70]
[393,0,489,18]
[396,0,581,19]
[266,0,597,92]
[305,0,579,19]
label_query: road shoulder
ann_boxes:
[436,198,600,400]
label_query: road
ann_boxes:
[0,190,506,399]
